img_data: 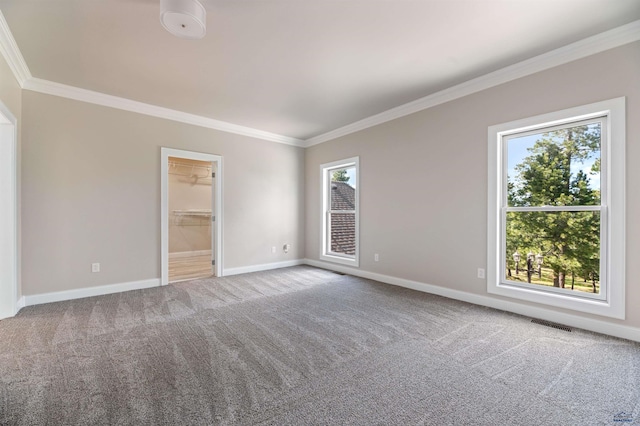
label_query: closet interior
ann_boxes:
[168,157,215,282]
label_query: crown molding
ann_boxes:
[1,6,638,149]
[0,11,303,147]
[304,19,640,147]
[0,11,31,86]
[22,78,305,146]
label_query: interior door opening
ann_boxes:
[168,157,214,282]
[0,101,18,319]
[161,148,222,285]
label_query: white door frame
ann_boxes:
[0,100,18,319]
[161,147,223,285]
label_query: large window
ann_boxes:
[487,98,625,319]
[320,157,359,266]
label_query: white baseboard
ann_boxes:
[223,259,305,276]
[169,250,212,259]
[15,259,640,343]
[22,278,161,307]
[18,258,304,308]
[16,296,25,310]
[303,258,640,343]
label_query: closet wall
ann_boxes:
[168,157,212,255]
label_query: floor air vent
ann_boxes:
[531,318,572,332]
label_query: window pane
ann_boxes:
[330,166,356,211]
[505,211,600,294]
[330,212,355,256]
[507,123,601,207]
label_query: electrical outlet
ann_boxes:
[374,253,379,262]
[283,244,290,253]
[477,268,485,279]
[271,246,276,254]
[92,263,100,273]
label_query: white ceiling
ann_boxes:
[1,0,640,142]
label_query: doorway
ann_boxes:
[161,148,222,285]
[0,100,18,319]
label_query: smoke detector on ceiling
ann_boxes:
[160,0,206,39]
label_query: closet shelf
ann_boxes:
[172,209,212,217]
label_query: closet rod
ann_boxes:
[168,161,211,169]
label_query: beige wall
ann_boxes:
[21,91,305,295]
[0,51,22,298]
[0,56,20,116]
[168,157,212,254]
[305,42,640,328]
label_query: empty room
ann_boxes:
[1,0,639,424]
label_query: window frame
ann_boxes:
[502,117,607,301]
[487,98,625,319]
[320,157,360,267]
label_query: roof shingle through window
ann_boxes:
[330,181,355,255]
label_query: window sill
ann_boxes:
[488,279,624,319]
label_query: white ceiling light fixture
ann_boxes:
[160,0,206,40]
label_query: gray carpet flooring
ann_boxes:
[1,266,639,425]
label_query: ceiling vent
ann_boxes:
[160,0,206,40]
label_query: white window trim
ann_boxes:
[487,98,625,319]
[320,157,360,267]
